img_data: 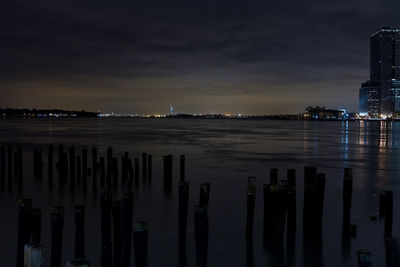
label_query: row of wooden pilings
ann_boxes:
[7,144,211,267]
[2,144,399,266]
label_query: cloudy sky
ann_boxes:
[1,0,399,114]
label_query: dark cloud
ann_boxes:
[1,0,399,113]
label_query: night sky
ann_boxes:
[1,1,399,114]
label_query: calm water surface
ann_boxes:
[0,118,399,266]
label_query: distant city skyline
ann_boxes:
[2,1,400,114]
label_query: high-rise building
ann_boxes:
[359,27,400,116]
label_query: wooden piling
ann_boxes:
[17,145,22,179]
[112,201,122,267]
[199,183,211,207]
[142,152,147,179]
[179,182,189,247]
[92,146,98,179]
[82,147,88,182]
[31,208,42,244]
[100,191,112,266]
[8,144,13,180]
[0,145,5,181]
[17,199,32,267]
[357,250,372,267]
[127,158,134,187]
[148,154,152,184]
[66,259,90,267]
[133,221,149,267]
[385,237,400,267]
[122,193,134,267]
[134,157,139,185]
[269,168,278,186]
[180,155,185,183]
[24,244,45,267]
[77,156,82,184]
[51,207,64,267]
[246,177,256,240]
[48,144,54,180]
[195,205,208,267]
[100,157,105,187]
[74,205,86,259]
[163,155,173,191]
[287,169,296,266]
[343,168,353,230]
[33,148,43,178]
[69,146,76,182]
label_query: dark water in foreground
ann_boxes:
[0,118,399,266]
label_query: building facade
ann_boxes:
[359,27,400,116]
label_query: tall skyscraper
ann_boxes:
[359,27,400,116]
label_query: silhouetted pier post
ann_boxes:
[384,190,393,238]
[179,182,189,246]
[14,151,20,190]
[246,177,256,240]
[148,154,152,184]
[142,152,147,179]
[121,152,128,182]
[122,193,134,267]
[100,157,105,187]
[0,145,5,182]
[67,204,90,266]
[112,201,122,267]
[59,152,68,182]
[17,145,22,179]
[51,207,64,267]
[100,191,112,266]
[385,237,400,267]
[270,168,278,186]
[112,157,118,189]
[133,221,149,267]
[92,145,98,178]
[180,155,185,183]
[263,184,272,245]
[82,146,88,182]
[24,208,44,266]
[199,183,210,207]
[17,199,32,267]
[107,147,113,164]
[77,156,82,184]
[195,205,208,267]
[69,146,76,182]
[127,158,134,187]
[357,250,372,267]
[379,193,386,219]
[287,169,296,266]
[163,155,173,191]
[48,143,54,180]
[33,148,43,178]
[8,144,13,181]
[134,157,139,185]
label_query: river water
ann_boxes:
[0,118,398,266]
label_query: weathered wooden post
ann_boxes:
[112,157,118,189]
[51,207,64,267]
[82,146,88,183]
[17,145,22,179]
[246,177,256,240]
[77,156,82,185]
[134,157,139,185]
[384,190,393,238]
[92,146,98,179]
[133,221,149,267]
[180,155,185,183]
[33,148,43,178]
[24,208,44,267]
[121,153,128,182]
[199,183,210,207]
[66,259,89,267]
[195,205,208,267]
[122,193,134,267]
[99,157,105,187]
[142,152,147,180]
[270,168,278,186]
[17,199,32,267]
[112,201,122,267]
[48,143,54,180]
[163,155,173,191]
[69,146,76,182]
[73,205,86,260]
[385,237,400,267]
[357,250,372,267]
[263,184,272,245]
[107,147,113,164]
[287,169,296,266]
[127,158,134,187]
[100,191,112,266]
[8,144,13,181]
[148,154,152,184]
[179,182,189,247]
[343,168,353,229]
[59,152,68,182]
[0,145,5,181]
